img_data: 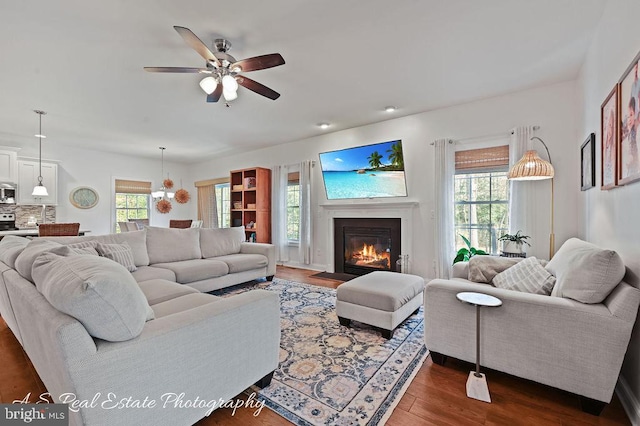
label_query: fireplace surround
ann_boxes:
[334,218,401,275]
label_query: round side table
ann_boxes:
[456,291,502,403]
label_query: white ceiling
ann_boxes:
[0,0,606,162]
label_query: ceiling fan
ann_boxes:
[144,26,285,103]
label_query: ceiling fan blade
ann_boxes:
[206,84,223,103]
[233,54,285,72]
[237,76,280,100]
[173,26,221,67]
[144,67,208,73]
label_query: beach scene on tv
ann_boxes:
[319,140,408,200]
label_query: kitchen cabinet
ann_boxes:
[17,160,58,205]
[0,150,18,183]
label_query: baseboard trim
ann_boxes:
[616,376,640,425]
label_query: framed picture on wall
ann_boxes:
[601,84,619,189]
[581,133,596,191]
[619,51,640,185]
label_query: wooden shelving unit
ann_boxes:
[230,167,271,243]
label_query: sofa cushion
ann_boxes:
[137,279,199,305]
[14,239,62,282]
[0,236,30,269]
[32,247,154,342]
[95,242,137,272]
[546,238,625,303]
[131,265,176,283]
[146,227,201,264]
[492,257,556,295]
[40,230,150,267]
[200,227,245,258]
[215,253,269,274]
[153,259,229,284]
[151,293,220,318]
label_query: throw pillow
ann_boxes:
[493,257,556,295]
[468,256,522,283]
[32,250,154,342]
[546,238,625,304]
[200,227,245,258]
[14,239,62,282]
[66,241,99,256]
[0,236,30,269]
[95,242,137,272]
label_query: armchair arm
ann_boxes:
[241,242,276,276]
[424,279,638,402]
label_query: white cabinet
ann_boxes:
[17,160,58,205]
[0,150,18,183]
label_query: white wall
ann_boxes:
[189,80,580,277]
[14,144,193,235]
[578,0,640,420]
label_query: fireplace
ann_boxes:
[334,218,401,276]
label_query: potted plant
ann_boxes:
[453,235,488,264]
[498,230,531,254]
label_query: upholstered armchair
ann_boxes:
[424,238,640,415]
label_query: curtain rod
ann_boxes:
[430,125,540,145]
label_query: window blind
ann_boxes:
[455,145,509,171]
[115,179,151,194]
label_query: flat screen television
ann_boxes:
[319,140,408,200]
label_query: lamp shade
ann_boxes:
[199,76,217,94]
[222,75,238,92]
[223,88,238,101]
[507,150,554,180]
[32,184,48,197]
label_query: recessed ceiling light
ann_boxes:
[384,106,397,113]
[318,123,330,130]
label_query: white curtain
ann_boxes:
[298,160,313,265]
[509,126,535,236]
[197,185,218,228]
[271,165,290,262]
[433,139,455,279]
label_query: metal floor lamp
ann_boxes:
[507,136,555,259]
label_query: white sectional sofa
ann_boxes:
[0,226,280,426]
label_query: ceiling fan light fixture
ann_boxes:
[223,88,238,101]
[199,76,218,94]
[222,74,238,92]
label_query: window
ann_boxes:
[215,183,230,228]
[287,172,300,241]
[454,146,509,254]
[115,194,149,227]
[114,179,151,233]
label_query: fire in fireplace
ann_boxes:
[334,218,401,276]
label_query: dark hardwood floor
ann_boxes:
[0,266,630,425]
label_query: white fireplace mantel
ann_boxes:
[321,200,418,273]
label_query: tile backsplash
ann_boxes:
[0,205,56,228]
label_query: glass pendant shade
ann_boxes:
[507,150,554,180]
[32,184,48,197]
[199,76,218,94]
[222,75,238,91]
[166,192,175,199]
[151,190,164,199]
[223,88,238,101]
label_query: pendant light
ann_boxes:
[152,147,175,200]
[32,110,49,197]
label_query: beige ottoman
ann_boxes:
[336,271,424,339]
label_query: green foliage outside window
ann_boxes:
[287,182,300,241]
[454,170,509,254]
[115,193,149,232]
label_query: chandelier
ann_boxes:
[152,147,174,201]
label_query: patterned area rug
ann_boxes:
[212,278,427,426]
